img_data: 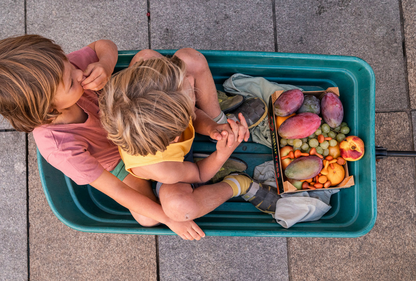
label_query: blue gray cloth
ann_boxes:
[223,74,302,148]
[253,160,338,229]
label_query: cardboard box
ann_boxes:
[268,87,355,194]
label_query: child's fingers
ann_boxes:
[83,75,107,91]
[216,131,228,149]
[238,113,250,142]
[82,70,103,88]
[244,129,250,142]
[211,130,222,141]
[238,113,249,129]
[237,123,247,143]
[83,64,95,78]
[226,119,239,146]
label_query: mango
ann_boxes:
[297,95,320,115]
[321,92,344,128]
[278,112,321,139]
[284,156,323,180]
[274,89,304,117]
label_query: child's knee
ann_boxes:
[130,49,163,66]
[161,193,199,222]
[174,48,208,75]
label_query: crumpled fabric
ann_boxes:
[223,73,302,148]
[253,160,339,228]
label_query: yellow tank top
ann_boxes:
[119,119,195,177]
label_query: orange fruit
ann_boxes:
[328,143,341,159]
[275,113,295,129]
[326,163,345,186]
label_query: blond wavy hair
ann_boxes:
[0,34,66,132]
[99,56,195,156]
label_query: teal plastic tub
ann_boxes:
[37,50,376,237]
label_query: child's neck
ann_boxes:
[53,104,88,125]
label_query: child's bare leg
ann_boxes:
[159,181,233,221]
[122,174,160,226]
[173,48,222,120]
[129,49,163,67]
[159,173,272,221]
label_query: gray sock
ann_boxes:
[213,111,227,124]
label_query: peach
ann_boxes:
[280,145,294,157]
[282,158,293,170]
[280,145,294,170]
[339,136,365,161]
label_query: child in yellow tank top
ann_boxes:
[119,119,195,179]
[99,49,276,237]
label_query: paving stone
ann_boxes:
[376,111,413,151]
[403,0,416,109]
[26,0,148,53]
[0,0,25,39]
[275,0,408,111]
[28,134,157,281]
[0,132,27,280]
[288,112,416,281]
[150,0,275,51]
[159,236,288,281]
[0,118,14,130]
[0,0,25,130]
[412,112,416,151]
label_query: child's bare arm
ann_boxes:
[131,114,249,184]
[193,108,250,147]
[131,151,230,184]
[82,40,118,91]
[90,170,205,240]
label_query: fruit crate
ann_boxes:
[269,87,355,194]
[37,50,376,238]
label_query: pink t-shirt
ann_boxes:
[33,47,120,185]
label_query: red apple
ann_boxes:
[339,136,365,161]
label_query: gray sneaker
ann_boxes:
[232,173,281,214]
[227,97,268,129]
[217,90,244,114]
[193,153,248,183]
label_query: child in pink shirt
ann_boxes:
[0,35,255,240]
[0,35,224,240]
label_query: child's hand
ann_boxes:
[165,219,205,240]
[82,62,112,91]
[210,113,250,147]
[215,113,249,157]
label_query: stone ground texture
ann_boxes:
[0,0,415,280]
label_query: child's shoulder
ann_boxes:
[67,46,99,71]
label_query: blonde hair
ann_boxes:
[0,34,67,132]
[100,56,195,156]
